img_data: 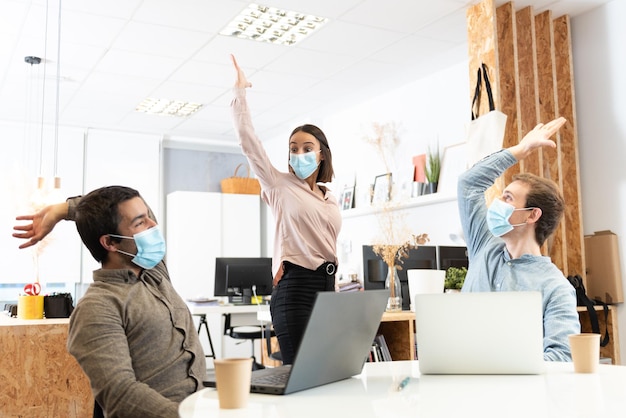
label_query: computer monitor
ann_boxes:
[362,245,437,310]
[214,257,273,304]
[437,246,469,270]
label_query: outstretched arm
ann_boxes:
[509,117,567,161]
[12,201,69,249]
[230,54,252,89]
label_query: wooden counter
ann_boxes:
[0,315,93,418]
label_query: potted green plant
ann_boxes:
[425,144,441,193]
[444,266,467,292]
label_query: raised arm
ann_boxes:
[13,201,70,249]
[509,117,566,161]
[231,54,252,89]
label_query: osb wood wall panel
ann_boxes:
[0,323,93,418]
[467,0,507,202]
[553,14,585,278]
[535,10,567,270]
[515,6,541,176]
[467,0,583,277]
[495,2,519,190]
[467,0,499,112]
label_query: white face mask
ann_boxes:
[289,151,320,179]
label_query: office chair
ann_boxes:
[223,313,275,370]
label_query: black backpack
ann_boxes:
[567,274,609,347]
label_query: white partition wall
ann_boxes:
[165,191,261,300]
[166,191,262,361]
[81,129,162,282]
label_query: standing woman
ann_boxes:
[230,55,341,365]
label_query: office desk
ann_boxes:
[186,303,271,361]
[179,361,626,417]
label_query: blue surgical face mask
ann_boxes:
[486,199,534,237]
[289,151,320,180]
[109,226,166,270]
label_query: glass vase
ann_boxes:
[385,264,402,312]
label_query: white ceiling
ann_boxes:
[0,0,612,144]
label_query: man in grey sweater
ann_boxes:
[14,185,205,418]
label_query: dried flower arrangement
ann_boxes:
[362,121,400,174]
[372,233,430,270]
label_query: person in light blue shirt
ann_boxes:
[458,117,580,361]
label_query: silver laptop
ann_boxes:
[204,289,388,394]
[414,291,545,375]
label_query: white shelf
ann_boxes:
[341,192,458,219]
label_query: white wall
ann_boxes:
[572,0,626,363]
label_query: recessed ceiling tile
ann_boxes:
[193,34,288,68]
[111,21,212,58]
[169,60,233,89]
[61,0,142,19]
[94,49,181,79]
[297,20,405,57]
[132,0,248,33]
[338,0,467,33]
[60,9,129,48]
[263,48,360,79]
[150,81,224,104]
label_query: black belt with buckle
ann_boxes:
[318,262,337,276]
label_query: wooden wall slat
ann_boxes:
[467,0,505,203]
[516,6,541,176]
[467,0,499,112]
[495,2,520,188]
[535,10,566,269]
[553,15,585,278]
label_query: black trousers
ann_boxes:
[269,261,335,365]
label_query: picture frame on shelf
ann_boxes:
[340,186,355,210]
[438,142,468,195]
[372,173,392,204]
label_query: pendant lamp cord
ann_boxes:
[38,0,50,180]
[53,0,62,180]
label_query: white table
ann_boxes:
[179,360,626,417]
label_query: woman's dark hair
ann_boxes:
[75,186,141,263]
[512,173,564,246]
[288,124,334,183]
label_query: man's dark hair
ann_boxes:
[75,186,141,263]
[288,124,334,183]
[513,173,564,246]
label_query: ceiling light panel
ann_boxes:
[135,98,203,117]
[220,3,328,46]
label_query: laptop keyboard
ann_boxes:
[252,367,291,386]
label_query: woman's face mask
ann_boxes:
[289,150,320,180]
[486,199,534,237]
[109,225,166,269]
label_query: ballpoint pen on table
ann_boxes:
[396,376,411,392]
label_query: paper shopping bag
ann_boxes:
[465,63,507,167]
